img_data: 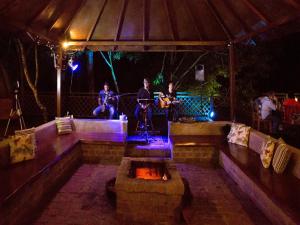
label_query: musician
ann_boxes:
[135,78,154,128]
[159,81,179,122]
[93,82,116,119]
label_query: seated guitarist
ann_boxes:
[93,82,116,119]
[159,81,179,122]
[135,78,154,128]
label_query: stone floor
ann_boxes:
[33,163,272,225]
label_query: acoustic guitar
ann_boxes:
[159,97,181,109]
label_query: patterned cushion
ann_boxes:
[9,133,36,164]
[15,127,35,135]
[0,139,10,168]
[55,116,73,135]
[227,123,251,147]
[272,139,292,174]
[260,137,275,168]
[15,127,36,145]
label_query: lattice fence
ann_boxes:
[21,92,213,118]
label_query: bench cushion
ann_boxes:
[221,143,300,223]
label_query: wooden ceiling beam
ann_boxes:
[63,0,88,37]
[143,0,149,51]
[182,0,206,40]
[115,0,128,41]
[0,0,18,15]
[47,0,70,32]
[163,0,178,40]
[25,0,54,28]
[66,40,227,46]
[234,13,300,43]
[205,0,234,41]
[240,0,270,24]
[284,0,300,10]
[223,1,252,33]
[86,0,108,41]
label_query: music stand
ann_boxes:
[137,98,154,143]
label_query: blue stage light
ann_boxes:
[68,58,79,71]
[71,64,78,71]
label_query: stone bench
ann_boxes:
[219,129,300,225]
[169,121,229,165]
[0,119,127,225]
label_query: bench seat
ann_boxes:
[170,135,225,165]
[220,142,300,225]
[76,132,125,145]
[0,131,126,204]
[0,133,79,203]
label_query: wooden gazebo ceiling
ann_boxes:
[1,0,300,51]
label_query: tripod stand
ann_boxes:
[4,89,26,136]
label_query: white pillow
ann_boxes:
[227,123,251,147]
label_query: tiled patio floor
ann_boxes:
[34,164,271,225]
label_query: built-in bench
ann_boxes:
[169,121,300,225]
[219,130,300,225]
[0,119,127,225]
[169,121,229,165]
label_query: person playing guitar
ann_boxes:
[93,82,116,119]
[159,81,180,122]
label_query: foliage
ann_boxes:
[111,52,143,63]
[187,65,228,97]
[153,72,164,86]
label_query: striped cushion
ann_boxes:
[260,137,275,168]
[272,139,292,174]
[55,116,73,135]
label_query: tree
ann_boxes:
[100,51,142,93]
[16,39,48,122]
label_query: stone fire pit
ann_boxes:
[115,157,184,225]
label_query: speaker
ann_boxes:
[195,64,205,81]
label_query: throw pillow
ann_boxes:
[15,127,36,146]
[9,133,36,164]
[0,139,10,168]
[260,137,275,168]
[55,116,73,135]
[272,139,292,174]
[227,123,251,147]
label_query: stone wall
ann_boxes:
[169,121,231,136]
[81,143,125,164]
[172,145,219,166]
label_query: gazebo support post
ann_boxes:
[229,42,236,121]
[56,47,63,117]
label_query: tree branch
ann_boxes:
[100,51,112,68]
[16,39,48,122]
[173,53,186,76]
[34,45,39,87]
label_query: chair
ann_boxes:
[251,100,272,133]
